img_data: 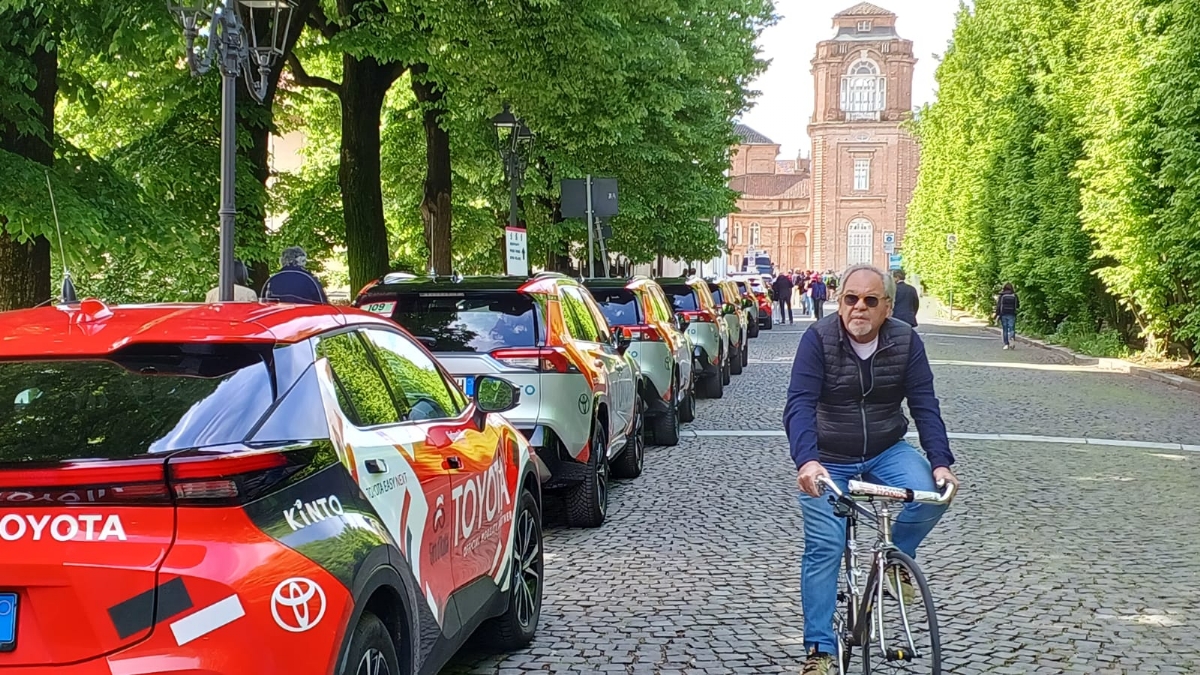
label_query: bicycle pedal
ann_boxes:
[885,648,917,662]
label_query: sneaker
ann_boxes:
[801,651,834,675]
[885,566,916,606]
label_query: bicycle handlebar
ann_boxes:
[817,475,957,505]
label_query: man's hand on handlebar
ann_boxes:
[797,460,831,498]
[932,466,959,492]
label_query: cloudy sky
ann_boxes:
[739,0,962,158]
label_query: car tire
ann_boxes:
[763,317,774,331]
[651,388,680,447]
[701,367,724,399]
[730,344,744,375]
[342,612,400,675]
[748,317,760,339]
[479,489,543,651]
[613,398,646,477]
[566,422,608,528]
[678,377,697,422]
[721,352,732,385]
[741,339,749,367]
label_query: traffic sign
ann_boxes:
[888,253,902,271]
[946,233,958,250]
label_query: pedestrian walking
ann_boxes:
[783,263,958,675]
[773,272,795,324]
[809,273,828,320]
[205,259,259,302]
[891,269,920,326]
[995,282,1020,349]
[798,274,812,317]
[262,246,329,304]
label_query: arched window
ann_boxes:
[847,219,873,265]
[734,224,742,245]
[750,223,761,246]
[841,60,886,121]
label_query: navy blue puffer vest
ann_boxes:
[812,315,915,464]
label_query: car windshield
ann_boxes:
[661,286,699,312]
[389,291,543,353]
[589,288,642,327]
[0,345,274,465]
[710,286,725,304]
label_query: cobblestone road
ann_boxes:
[444,307,1200,674]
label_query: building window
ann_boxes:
[841,60,886,121]
[854,158,870,191]
[857,20,872,32]
[847,219,873,266]
[734,224,742,244]
[750,223,761,246]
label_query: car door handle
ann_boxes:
[365,459,388,474]
[444,456,463,470]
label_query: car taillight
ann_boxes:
[622,325,663,341]
[681,310,717,324]
[491,347,577,374]
[0,444,329,507]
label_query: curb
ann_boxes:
[923,296,1200,395]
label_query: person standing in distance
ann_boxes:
[262,246,328,304]
[205,259,259,302]
[995,282,1020,349]
[891,269,920,326]
[783,263,959,675]
[808,273,828,321]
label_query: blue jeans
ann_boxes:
[797,441,948,655]
[1000,314,1016,346]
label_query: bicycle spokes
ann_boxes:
[863,555,940,673]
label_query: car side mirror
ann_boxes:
[615,327,633,354]
[473,376,520,425]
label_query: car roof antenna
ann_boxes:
[45,170,77,304]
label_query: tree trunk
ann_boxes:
[238,0,317,292]
[340,54,397,294]
[411,63,452,275]
[0,35,56,311]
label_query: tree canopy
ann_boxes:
[906,0,1200,359]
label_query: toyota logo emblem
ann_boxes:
[271,577,327,633]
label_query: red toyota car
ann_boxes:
[0,299,543,674]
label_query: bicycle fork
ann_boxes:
[855,504,922,663]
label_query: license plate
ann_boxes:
[362,300,396,317]
[455,377,475,396]
[0,593,16,652]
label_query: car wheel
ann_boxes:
[721,352,732,384]
[730,344,743,375]
[701,367,724,399]
[763,317,774,330]
[566,422,608,528]
[480,489,543,651]
[613,397,646,477]
[679,376,697,422]
[651,384,681,446]
[342,612,399,675]
[741,340,749,367]
[748,317,760,338]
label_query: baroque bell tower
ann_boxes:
[808,2,918,272]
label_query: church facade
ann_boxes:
[726,2,918,274]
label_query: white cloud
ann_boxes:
[739,0,961,158]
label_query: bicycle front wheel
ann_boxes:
[861,550,940,675]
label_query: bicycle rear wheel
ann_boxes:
[861,550,940,675]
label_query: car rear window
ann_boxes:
[386,291,543,353]
[661,286,699,312]
[589,288,642,327]
[734,281,747,294]
[710,286,725,305]
[0,344,274,465]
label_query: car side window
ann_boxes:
[315,332,400,428]
[573,287,613,343]
[363,329,464,422]
[649,286,673,324]
[559,287,601,342]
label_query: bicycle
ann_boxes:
[816,475,958,674]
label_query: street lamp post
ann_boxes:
[491,105,534,274]
[167,0,296,301]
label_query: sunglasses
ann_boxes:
[842,294,883,308]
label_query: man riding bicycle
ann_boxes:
[783,263,960,674]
